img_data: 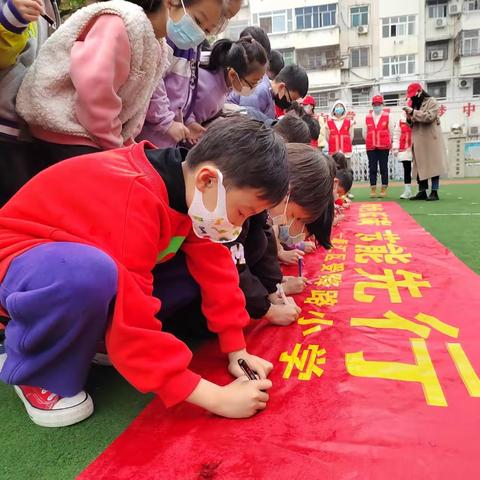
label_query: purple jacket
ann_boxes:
[190,68,230,125]
[138,38,199,148]
[226,74,275,119]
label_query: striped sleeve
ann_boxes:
[0,0,30,33]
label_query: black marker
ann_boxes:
[238,359,258,380]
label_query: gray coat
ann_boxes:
[408,97,448,181]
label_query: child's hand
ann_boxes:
[303,241,316,253]
[278,248,304,265]
[13,0,44,22]
[216,377,272,418]
[265,301,301,326]
[167,121,190,143]
[282,276,308,295]
[185,377,271,418]
[186,122,206,144]
[227,349,273,379]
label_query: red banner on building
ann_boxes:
[80,203,480,480]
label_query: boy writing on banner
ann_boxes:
[0,117,287,427]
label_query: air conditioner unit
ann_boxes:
[469,126,479,136]
[430,49,445,61]
[459,79,471,89]
[339,57,350,69]
[435,18,447,28]
[449,3,460,15]
[357,25,368,35]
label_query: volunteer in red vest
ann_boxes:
[365,95,392,198]
[392,111,413,199]
[326,100,353,163]
[301,95,326,149]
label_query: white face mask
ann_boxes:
[270,194,290,225]
[231,71,254,97]
[188,169,242,243]
[304,105,313,114]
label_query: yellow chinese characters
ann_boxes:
[280,344,327,380]
[298,311,334,336]
[354,268,431,303]
[355,244,412,265]
[345,311,480,407]
[304,290,338,307]
[314,273,343,288]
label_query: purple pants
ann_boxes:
[0,242,117,396]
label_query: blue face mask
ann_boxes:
[167,0,206,50]
[373,105,383,114]
[334,107,345,117]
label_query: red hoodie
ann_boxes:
[0,142,250,407]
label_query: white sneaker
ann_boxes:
[14,385,94,427]
[400,185,412,199]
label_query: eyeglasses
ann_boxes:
[285,86,293,104]
[241,77,260,89]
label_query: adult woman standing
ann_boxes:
[403,83,448,201]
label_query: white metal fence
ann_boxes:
[349,145,404,182]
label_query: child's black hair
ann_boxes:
[186,116,288,206]
[275,65,309,98]
[240,26,271,55]
[287,144,336,223]
[285,101,305,117]
[336,169,354,193]
[204,37,267,78]
[306,202,334,249]
[301,115,320,142]
[268,50,284,78]
[332,152,348,171]
[274,114,311,144]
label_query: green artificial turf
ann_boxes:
[351,183,480,274]
[0,182,479,480]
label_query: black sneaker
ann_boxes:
[409,190,428,201]
[426,190,439,201]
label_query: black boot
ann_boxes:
[426,190,439,201]
[410,190,428,201]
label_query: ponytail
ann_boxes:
[204,36,267,77]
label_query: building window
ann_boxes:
[351,6,368,26]
[426,41,448,61]
[462,30,480,56]
[351,47,369,68]
[383,93,400,106]
[427,81,447,99]
[382,55,416,77]
[295,4,337,30]
[311,90,340,109]
[351,87,371,105]
[382,15,416,38]
[474,78,480,96]
[427,0,448,18]
[279,48,295,65]
[256,10,292,34]
[464,0,480,12]
[296,46,340,70]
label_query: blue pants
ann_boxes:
[0,242,117,396]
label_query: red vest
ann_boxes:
[399,120,412,151]
[365,109,391,151]
[327,118,352,154]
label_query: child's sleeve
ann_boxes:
[181,231,249,353]
[0,0,31,69]
[226,90,241,105]
[69,14,132,150]
[143,79,176,135]
[106,181,201,407]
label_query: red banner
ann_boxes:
[80,202,480,480]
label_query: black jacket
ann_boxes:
[227,211,282,319]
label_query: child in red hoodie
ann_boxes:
[0,116,287,427]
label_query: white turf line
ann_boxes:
[426,213,480,216]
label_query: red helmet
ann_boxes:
[372,95,384,105]
[407,82,423,98]
[302,95,316,107]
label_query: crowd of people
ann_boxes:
[0,0,448,428]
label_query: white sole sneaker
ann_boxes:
[14,386,94,428]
